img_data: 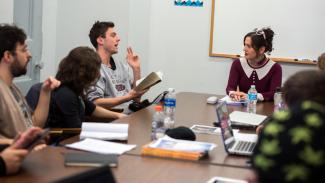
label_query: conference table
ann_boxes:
[0,92,274,183]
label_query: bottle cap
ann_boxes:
[168,88,175,92]
[154,105,163,111]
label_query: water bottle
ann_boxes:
[247,85,257,113]
[151,105,166,140]
[274,87,284,112]
[164,88,176,129]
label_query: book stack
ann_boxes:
[141,136,216,161]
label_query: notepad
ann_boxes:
[80,122,128,141]
[64,152,118,167]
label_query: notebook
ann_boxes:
[64,152,118,167]
[216,102,258,156]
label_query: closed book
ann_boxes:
[140,136,216,161]
[64,152,118,167]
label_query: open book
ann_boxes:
[134,71,163,92]
[141,136,216,160]
[80,122,128,141]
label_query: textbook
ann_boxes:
[141,136,216,161]
[134,71,163,92]
[80,122,128,141]
[64,152,118,167]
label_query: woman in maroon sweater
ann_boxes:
[226,27,282,101]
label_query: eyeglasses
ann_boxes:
[254,28,266,40]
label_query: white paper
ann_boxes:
[80,123,128,140]
[149,136,216,152]
[66,138,136,155]
[229,111,267,126]
[190,125,220,134]
[220,96,246,106]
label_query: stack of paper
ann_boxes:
[80,122,128,141]
[66,138,136,155]
[141,136,216,160]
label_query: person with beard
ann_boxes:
[0,24,60,139]
[226,27,282,102]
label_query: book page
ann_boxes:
[149,136,216,152]
[66,138,136,155]
[134,71,163,91]
[80,123,129,140]
[82,123,128,133]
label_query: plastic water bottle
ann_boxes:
[274,87,284,112]
[247,85,257,113]
[151,105,166,140]
[164,88,176,129]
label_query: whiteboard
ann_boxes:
[209,0,325,63]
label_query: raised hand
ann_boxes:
[126,47,140,69]
[41,76,61,92]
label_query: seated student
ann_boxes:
[250,70,325,183]
[0,24,60,139]
[46,47,126,128]
[0,127,44,175]
[317,52,325,71]
[87,21,146,112]
[226,27,282,102]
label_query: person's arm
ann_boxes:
[32,77,60,127]
[259,64,282,101]
[126,47,141,88]
[93,89,146,109]
[91,106,126,119]
[0,148,28,175]
[226,60,240,95]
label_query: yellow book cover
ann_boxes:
[140,136,216,161]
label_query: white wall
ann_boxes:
[0,0,13,23]
[2,0,315,97]
[144,0,316,98]
[54,0,130,73]
[41,0,58,79]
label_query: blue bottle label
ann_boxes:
[164,98,176,107]
[248,93,257,100]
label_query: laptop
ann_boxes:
[216,102,258,156]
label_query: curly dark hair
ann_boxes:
[244,27,275,54]
[89,21,115,49]
[0,24,26,60]
[282,70,325,108]
[56,46,101,96]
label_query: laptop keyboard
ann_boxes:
[234,140,256,152]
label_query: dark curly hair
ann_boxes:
[89,21,115,49]
[0,24,26,60]
[56,46,101,96]
[282,70,325,108]
[244,27,275,55]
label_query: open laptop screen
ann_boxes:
[216,102,235,149]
